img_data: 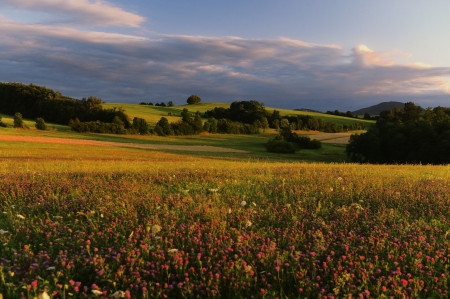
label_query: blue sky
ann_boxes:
[1,0,450,111]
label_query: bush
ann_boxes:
[154,117,173,136]
[35,117,47,130]
[13,112,27,129]
[307,139,322,149]
[131,117,148,135]
[265,140,299,153]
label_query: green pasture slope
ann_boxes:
[1,102,370,163]
[103,102,375,127]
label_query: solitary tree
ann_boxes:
[187,95,201,105]
[167,101,174,107]
[154,117,173,136]
[13,112,26,128]
[35,117,47,130]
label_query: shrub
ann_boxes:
[35,117,47,130]
[265,139,299,153]
[13,112,27,129]
[307,139,322,149]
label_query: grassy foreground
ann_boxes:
[1,137,450,299]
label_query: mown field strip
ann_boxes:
[0,135,248,153]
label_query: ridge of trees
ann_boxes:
[346,102,450,164]
[205,100,365,133]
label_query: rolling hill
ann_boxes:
[352,101,405,115]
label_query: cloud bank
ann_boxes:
[0,2,449,110]
[1,0,145,27]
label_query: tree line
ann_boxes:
[346,102,450,164]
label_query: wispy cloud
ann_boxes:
[0,13,449,110]
[1,0,145,27]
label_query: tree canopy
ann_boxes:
[187,95,201,105]
[346,102,450,164]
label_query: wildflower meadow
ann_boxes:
[1,142,450,298]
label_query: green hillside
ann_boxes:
[103,102,375,127]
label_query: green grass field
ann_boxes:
[1,102,357,163]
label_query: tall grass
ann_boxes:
[1,139,450,298]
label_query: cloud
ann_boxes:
[0,16,449,110]
[1,0,145,27]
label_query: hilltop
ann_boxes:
[352,101,405,115]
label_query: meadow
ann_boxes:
[1,127,450,299]
[1,106,449,298]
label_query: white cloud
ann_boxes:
[0,16,449,110]
[1,0,145,27]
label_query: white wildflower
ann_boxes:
[228,208,232,214]
[252,202,257,207]
[208,188,219,193]
[39,291,51,299]
[92,290,103,296]
[0,229,8,234]
[337,177,343,181]
[168,248,178,253]
[246,220,252,228]
[46,266,55,271]
[112,290,126,298]
[240,201,247,206]
[16,214,25,219]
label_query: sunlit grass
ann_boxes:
[1,135,450,298]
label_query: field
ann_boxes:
[1,106,450,298]
[1,132,450,299]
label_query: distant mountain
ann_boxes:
[352,101,405,115]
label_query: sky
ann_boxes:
[1,1,450,111]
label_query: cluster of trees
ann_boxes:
[153,100,367,137]
[204,101,269,133]
[346,102,450,164]
[69,116,149,134]
[187,95,201,105]
[154,109,203,136]
[326,110,381,121]
[139,101,174,107]
[326,110,359,118]
[266,127,322,153]
[205,101,365,133]
[279,114,365,132]
[0,83,130,125]
[0,82,149,134]
[0,112,47,130]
